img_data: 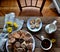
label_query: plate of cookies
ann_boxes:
[6,30,35,52]
[27,17,42,32]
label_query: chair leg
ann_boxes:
[40,0,46,13]
[17,0,22,12]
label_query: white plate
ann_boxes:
[6,30,35,52]
[27,17,42,32]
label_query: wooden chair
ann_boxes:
[17,0,46,16]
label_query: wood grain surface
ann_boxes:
[0,16,60,52]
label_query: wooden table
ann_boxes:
[0,16,60,52]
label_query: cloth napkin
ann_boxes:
[0,12,24,52]
[0,33,8,52]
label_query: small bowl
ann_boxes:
[27,17,42,32]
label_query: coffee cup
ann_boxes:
[40,36,52,50]
[45,20,57,34]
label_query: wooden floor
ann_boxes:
[0,0,59,17]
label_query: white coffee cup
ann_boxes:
[40,36,52,50]
[45,20,57,34]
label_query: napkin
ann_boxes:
[14,18,24,31]
[0,38,7,52]
[0,12,24,52]
[3,12,15,33]
[3,12,24,32]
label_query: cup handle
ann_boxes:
[52,20,57,25]
[41,36,44,40]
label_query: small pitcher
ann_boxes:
[45,20,57,34]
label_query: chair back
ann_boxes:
[17,0,46,13]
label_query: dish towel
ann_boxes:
[0,12,24,52]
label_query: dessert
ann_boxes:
[35,18,41,24]
[35,23,40,28]
[8,30,33,52]
[8,37,15,44]
[14,42,20,48]
[12,32,20,39]
[30,19,35,25]
[30,24,35,29]
[30,18,41,29]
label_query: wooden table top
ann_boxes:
[0,16,60,52]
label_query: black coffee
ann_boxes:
[41,39,50,48]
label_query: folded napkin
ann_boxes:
[0,33,8,52]
[3,12,15,33]
[3,12,24,33]
[0,12,24,52]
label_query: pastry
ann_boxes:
[13,47,17,52]
[27,50,32,52]
[26,43,33,50]
[8,37,15,43]
[30,24,35,29]
[17,30,23,36]
[25,37,33,43]
[35,23,40,28]
[16,48,24,52]
[8,34,13,39]
[30,19,35,25]
[23,35,31,41]
[21,41,26,48]
[35,18,41,24]
[14,42,20,48]
[8,43,12,52]
[21,41,26,45]
[20,32,25,39]
[25,33,31,37]
[12,32,20,39]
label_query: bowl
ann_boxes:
[27,17,42,32]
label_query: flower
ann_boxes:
[13,22,18,28]
[6,21,12,26]
[6,22,18,33]
[7,27,12,33]
[51,39,56,43]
